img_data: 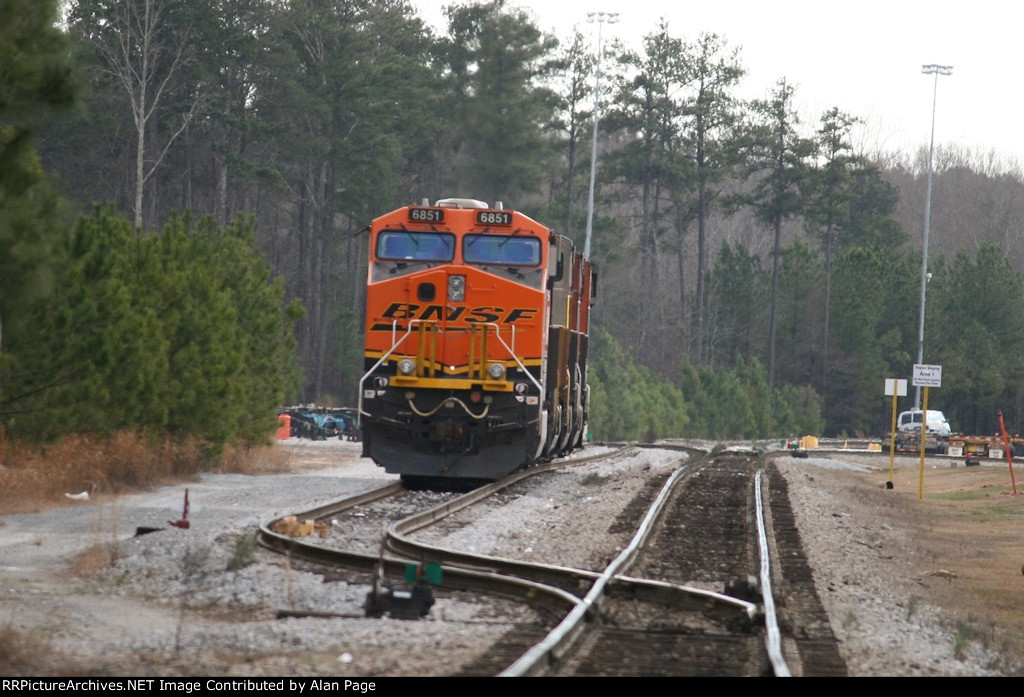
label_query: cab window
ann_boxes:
[463,235,540,266]
[377,231,455,262]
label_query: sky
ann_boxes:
[413,0,1024,168]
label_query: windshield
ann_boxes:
[463,234,540,266]
[377,231,455,262]
[901,411,949,430]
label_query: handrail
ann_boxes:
[358,320,418,427]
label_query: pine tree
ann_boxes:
[0,0,77,410]
[438,0,561,204]
[741,78,814,387]
[3,208,299,452]
[603,21,690,361]
[678,33,745,365]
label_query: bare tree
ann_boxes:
[74,0,204,230]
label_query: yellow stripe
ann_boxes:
[364,351,542,370]
[389,376,514,392]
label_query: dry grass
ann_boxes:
[0,624,71,676]
[0,430,291,515]
[215,441,294,474]
[0,622,130,677]
[71,542,119,575]
[70,500,125,575]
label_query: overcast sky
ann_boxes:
[414,0,1023,167]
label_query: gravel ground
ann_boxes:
[0,439,1011,676]
[774,453,1004,676]
[413,445,682,569]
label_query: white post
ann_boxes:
[914,64,952,409]
[583,12,618,261]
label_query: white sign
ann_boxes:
[884,378,908,396]
[913,364,943,387]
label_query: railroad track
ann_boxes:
[257,444,846,676]
[543,452,767,676]
[257,446,637,611]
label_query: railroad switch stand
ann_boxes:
[364,577,435,620]
[364,563,440,620]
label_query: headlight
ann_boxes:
[487,362,505,380]
[448,275,466,302]
[397,359,416,375]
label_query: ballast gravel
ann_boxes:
[0,439,1007,676]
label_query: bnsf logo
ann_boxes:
[370,302,538,330]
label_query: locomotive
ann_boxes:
[358,198,595,484]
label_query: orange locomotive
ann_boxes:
[359,198,595,484]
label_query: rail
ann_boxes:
[755,469,792,677]
[500,450,758,676]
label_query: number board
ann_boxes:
[408,208,444,223]
[476,211,512,226]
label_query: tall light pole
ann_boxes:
[914,64,952,409]
[582,11,618,261]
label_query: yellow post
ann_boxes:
[918,387,929,500]
[888,391,898,484]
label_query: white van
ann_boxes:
[897,409,951,437]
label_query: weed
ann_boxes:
[842,610,859,630]
[72,543,114,575]
[954,627,971,660]
[0,623,61,675]
[226,532,259,572]
[0,624,30,673]
[906,595,920,621]
[285,551,296,611]
[71,500,124,575]
[175,543,212,654]
[953,620,985,660]
[181,544,212,581]
[580,472,609,486]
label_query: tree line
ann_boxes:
[3,208,301,449]
[4,0,1024,448]
[0,0,299,454]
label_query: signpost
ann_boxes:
[912,364,942,500]
[912,364,942,388]
[884,378,908,487]
[997,411,1019,496]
